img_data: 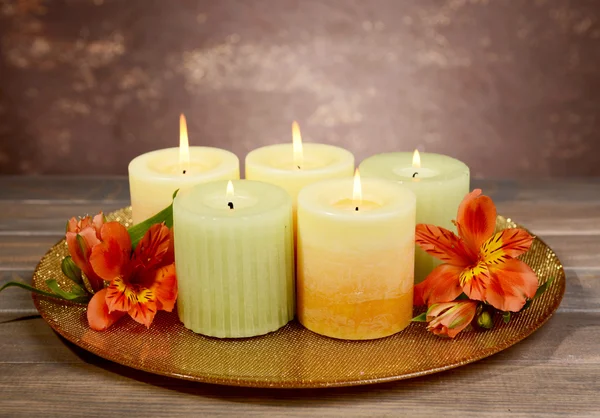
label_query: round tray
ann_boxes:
[32,208,565,388]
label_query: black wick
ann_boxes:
[412,172,418,178]
[183,170,187,174]
[297,165,301,169]
[355,206,359,212]
[228,202,234,210]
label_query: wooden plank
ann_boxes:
[0,362,597,417]
[2,178,600,236]
[0,271,36,313]
[0,235,62,270]
[474,178,600,204]
[0,202,127,234]
[0,177,598,204]
[0,176,130,202]
[0,198,598,236]
[542,235,600,269]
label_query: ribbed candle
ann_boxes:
[173,180,294,338]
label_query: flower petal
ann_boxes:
[87,289,127,331]
[152,264,177,312]
[89,222,131,282]
[414,263,464,306]
[481,228,534,265]
[92,212,104,238]
[128,288,158,328]
[485,258,539,312]
[459,262,491,302]
[456,189,497,252]
[415,224,473,266]
[67,217,79,233]
[105,277,135,313]
[133,223,172,270]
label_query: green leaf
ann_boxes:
[61,256,83,285]
[127,190,178,249]
[45,279,89,303]
[411,312,428,322]
[522,276,556,311]
[503,311,511,324]
[0,281,88,304]
[534,276,556,300]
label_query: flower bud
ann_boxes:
[477,310,494,329]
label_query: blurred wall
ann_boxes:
[0,0,599,177]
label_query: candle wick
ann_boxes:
[297,165,301,170]
[412,172,418,178]
[355,206,359,212]
[228,201,234,210]
[183,170,187,174]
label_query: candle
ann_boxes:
[245,122,355,210]
[128,114,239,224]
[297,171,416,340]
[173,179,295,338]
[359,151,470,283]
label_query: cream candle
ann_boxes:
[173,179,294,338]
[128,115,239,224]
[245,122,355,211]
[297,172,416,340]
[359,151,470,283]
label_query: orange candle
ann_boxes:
[296,171,416,340]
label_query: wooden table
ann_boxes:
[0,176,598,417]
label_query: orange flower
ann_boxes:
[87,289,127,331]
[87,222,177,329]
[66,212,105,292]
[414,189,538,312]
[426,300,479,338]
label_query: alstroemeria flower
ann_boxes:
[88,222,177,329]
[414,189,538,312]
[426,300,479,338]
[66,212,105,292]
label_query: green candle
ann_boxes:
[173,180,294,338]
[359,151,470,283]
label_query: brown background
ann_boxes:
[0,0,599,178]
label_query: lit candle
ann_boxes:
[173,179,294,338]
[297,171,416,340]
[128,114,240,224]
[245,122,355,211]
[359,151,470,283]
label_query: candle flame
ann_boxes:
[292,121,304,169]
[412,149,421,169]
[226,180,234,198]
[352,168,362,208]
[179,114,190,173]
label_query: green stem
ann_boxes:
[0,281,89,305]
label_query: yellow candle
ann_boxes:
[360,151,469,283]
[128,115,239,224]
[297,172,416,340]
[173,180,294,338]
[245,122,355,211]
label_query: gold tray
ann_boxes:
[32,208,565,388]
